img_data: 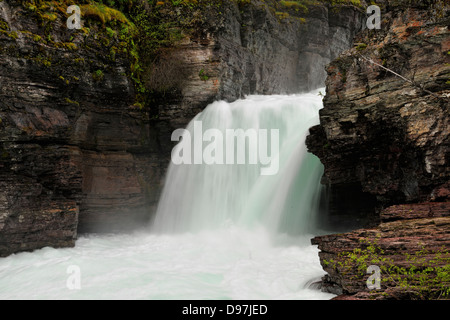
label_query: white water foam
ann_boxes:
[0,228,334,300]
[0,90,335,300]
[153,90,325,235]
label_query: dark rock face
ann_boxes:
[215,1,364,100]
[0,145,80,256]
[306,0,449,207]
[157,1,365,135]
[0,0,164,254]
[307,0,450,299]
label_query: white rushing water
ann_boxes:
[153,91,325,235]
[0,90,336,300]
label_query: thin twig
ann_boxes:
[357,53,443,100]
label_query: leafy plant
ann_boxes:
[92,69,104,82]
[330,238,450,299]
[199,69,209,81]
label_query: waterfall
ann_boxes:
[153,89,325,236]
[0,89,335,300]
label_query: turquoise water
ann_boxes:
[0,229,333,300]
[154,91,325,235]
[0,90,335,300]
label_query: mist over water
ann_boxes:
[0,90,336,300]
[0,230,333,300]
[153,91,325,235]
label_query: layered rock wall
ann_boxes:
[0,0,166,255]
[308,0,450,299]
[157,0,365,137]
[0,0,364,256]
[307,0,449,206]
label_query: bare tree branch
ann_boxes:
[357,53,443,100]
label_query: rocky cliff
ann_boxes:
[0,0,364,256]
[0,0,162,256]
[307,0,450,299]
[155,0,365,141]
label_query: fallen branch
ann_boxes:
[357,53,443,100]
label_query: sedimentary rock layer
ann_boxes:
[308,0,449,299]
[312,202,450,299]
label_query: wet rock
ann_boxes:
[312,202,450,299]
[308,0,450,299]
[307,0,449,207]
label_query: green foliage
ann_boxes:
[1,30,19,40]
[0,18,9,31]
[65,97,80,106]
[33,54,52,67]
[92,69,104,82]
[321,0,362,6]
[270,0,364,24]
[280,1,309,13]
[355,43,368,51]
[13,0,366,110]
[330,239,450,299]
[199,69,209,81]
[41,12,57,21]
[275,11,291,20]
[81,2,134,26]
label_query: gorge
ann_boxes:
[0,0,449,300]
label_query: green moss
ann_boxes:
[92,69,104,82]
[73,57,85,64]
[321,0,362,7]
[280,1,308,13]
[54,42,78,50]
[0,19,9,31]
[355,43,368,51]
[133,102,144,110]
[41,12,58,22]
[25,4,37,12]
[331,239,450,299]
[32,34,42,42]
[199,69,210,81]
[64,97,80,106]
[7,31,18,40]
[275,11,291,20]
[33,55,52,67]
[81,2,135,27]
[106,27,116,38]
[59,75,70,85]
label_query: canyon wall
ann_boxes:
[307,0,449,299]
[0,0,364,256]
